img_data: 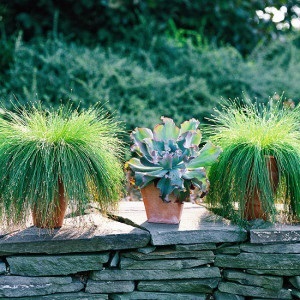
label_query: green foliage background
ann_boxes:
[0,0,300,132]
[1,0,299,54]
[1,34,300,132]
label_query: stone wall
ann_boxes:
[0,203,299,299]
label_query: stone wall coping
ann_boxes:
[114,202,247,245]
[0,203,299,255]
[0,213,150,255]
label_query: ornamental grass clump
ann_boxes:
[206,99,300,222]
[0,103,125,228]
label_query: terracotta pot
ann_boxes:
[32,180,67,229]
[141,183,184,224]
[244,156,279,220]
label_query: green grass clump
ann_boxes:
[206,99,300,222]
[0,103,125,227]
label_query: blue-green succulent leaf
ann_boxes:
[182,167,206,181]
[153,117,180,141]
[128,157,162,172]
[127,117,221,202]
[186,142,222,169]
[157,176,176,202]
[135,169,168,187]
[183,130,201,149]
[130,128,154,158]
[168,168,184,189]
[191,177,209,193]
[131,128,153,142]
[180,118,200,135]
[158,153,173,169]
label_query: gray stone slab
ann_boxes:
[241,242,300,253]
[0,263,5,275]
[113,202,247,246]
[86,280,135,293]
[91,266,220,281]
[0,293,108,300]
[215,253,300,269]
[250,225,300,243]
[223,270,283,290]
[0,214,150,255]
[175,243,216,251]
[120,257,213,269]
[214,291,245,300]
[137,278,220,293]
[247,269,300,276]
[218,282,292,299]
[216,244,240,254]
[122,248,215,260]
[110,291,206,299]
[251,289,297,300]
[0,276,83,298]
[291,289,300,299]
[7,253,109,276]
[290,276,300,289]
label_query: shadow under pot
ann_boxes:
[244,156,279,221]
[141,182,184,224]
[32,180,67,229]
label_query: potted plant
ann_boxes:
[0,103,125,228]
[127,117,221,224]
[206,99,300,222]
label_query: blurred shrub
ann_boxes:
[1,36,219,130]
[1,0,299,55]
[1,35,300,132]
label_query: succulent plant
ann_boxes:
[127,117,222,202]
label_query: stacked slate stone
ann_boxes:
[0,204,299,299]
[215,227,300,300]
[88,244,220,300]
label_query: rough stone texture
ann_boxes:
[218,282,292,299]
[240,243,300,253]
[251,289,297,300]
[122,249,215,260]
[0,263,5,275]
[175,243,216,251]
[1,293,108,299]
[214,291,245,300]
[109,252,120,268]
[291,289,300,299]
[250,225,300,244]
[216,244,240,254]
[137,278,220,293]
[247,269,300,276]
[110,291,206,299]
[0,276,83,298]
[86,280,135,293]
[120,257,212,269]
[215,253,300,269]
[290,276,300,289]
[137,246,156,254]
[0,214,150,255]
[7,253,109,276]
[91,266,220,281]
[223,270,283,290]
[114,202,247,246]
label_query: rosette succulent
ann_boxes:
[127,117,222,202]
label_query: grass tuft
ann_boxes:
[0,103,125,227]
[206,99,300,223]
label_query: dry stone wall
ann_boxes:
[0,203,299,299]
